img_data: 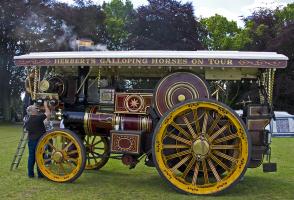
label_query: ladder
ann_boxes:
[10,127,28,171]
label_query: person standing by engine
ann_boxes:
[25,101,51,178]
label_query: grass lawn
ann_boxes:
[0,123,293,200]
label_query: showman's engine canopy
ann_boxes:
[14,50,288,195]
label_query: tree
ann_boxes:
[127,0,206,50]
[0,0,108,121]
[0,0,30,120]
[103,0,134,50]
[52,2,106,49]
[237,4,294,113]
[268,4,294,113]
[200,14,240,50]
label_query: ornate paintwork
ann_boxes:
[154,72,210,116]
[115,93,152,115]
[110,130,142,154]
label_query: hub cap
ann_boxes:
[192,138,210,157]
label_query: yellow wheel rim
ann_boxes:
[36,129,85,182]
[153,100,250,195]
[84,136,110,170]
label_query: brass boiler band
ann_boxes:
[63,106,152,136]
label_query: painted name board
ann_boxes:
[14,57,287,68]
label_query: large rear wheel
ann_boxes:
[36,128,86,182]
[152,99,251,195]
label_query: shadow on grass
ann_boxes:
[70,168,292,197]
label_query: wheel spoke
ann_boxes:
[57,163,61,175]
[209,122,230,141]
[209,153,230,171]
[91,152,99,164]
[93,139,103,146]
[67,150,78,155]
[170,121,192,140]
[202,159,209,184]
[65,160,75,169]
[48,142,57,151]
[207,158,221,182]
[211,144,239,150]
[91,136,96,145]
[44,158,52,163]
[171,155,191,172]
[94,147,105,150]
[192,108,201,133]
[201,111,209,136]
[192,161,199,185]
[213,150,237,163]
[214,134,238,144]
[207,113,222,135]
[167,132,192,146]
[165,149,191,160]
[92,152,103,157]
[162,144,190,149]
[45,151,52,156]
[86,135,90,145]
[182,157,196,179]
[182,116,197,139]
[59,163,66,175]
[67,158,78,164]
[62,141,73,151]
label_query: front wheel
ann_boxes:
[84,135,110,170]
[152,99,251,195]
[36,128,86,182]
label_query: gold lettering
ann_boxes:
[91,59,96,64]
[165,58,171,65]
[192,59,204,65]
[158,59,165,64]
[227,59,233,65]
[171,59,177,64]
[99,59,104,64]
[182,59,188,65]
[127,58,133,64]
[106,58,111,64]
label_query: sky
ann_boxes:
[58,0,293,27]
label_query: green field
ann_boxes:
[0,123,293,200]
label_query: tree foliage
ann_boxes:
[200,14,242,50]
[103,0,134,50]
[127,0,206,50]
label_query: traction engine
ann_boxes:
[15,50,288,195]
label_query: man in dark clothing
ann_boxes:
[25,101,51,178]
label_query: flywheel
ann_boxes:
[152,99,251,195]
[154,72,210,117]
